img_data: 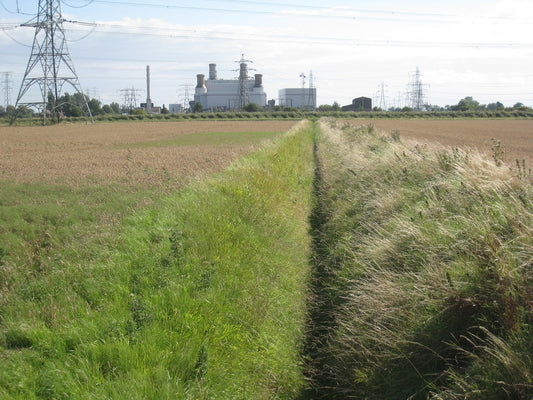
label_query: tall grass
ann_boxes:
[0,121,315,398]
[305,119,533,399]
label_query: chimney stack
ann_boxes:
[254,74,263,88]
[196,74,206,89]
[209,63,217,80]
[146,65,152,113]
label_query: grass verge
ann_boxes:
[304,118,533,399]
[0,121,315,399]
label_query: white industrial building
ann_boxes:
[279,88,317,109]
[194,61,267,110]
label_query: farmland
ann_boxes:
[1,118,532,399]
[0,119,313,399]
[346,118,533,167]
[0,120,297,187]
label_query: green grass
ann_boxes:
[3,117,530,399]
[0,122,315,399]
[304,119,533,399]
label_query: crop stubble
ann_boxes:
[2,119,531,187]
[350,119,533,167]
[0,120,296,187]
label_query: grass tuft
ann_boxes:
[303,118,533,399]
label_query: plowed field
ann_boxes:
[0,120,297,187]
[348,119,533,167]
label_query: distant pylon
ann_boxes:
[15,0,93,124]
[120,87,141,112]
[378,82,387,110]
[307,70,316,110]
[235,54,254,109]
[2,72,13,108]
[179,84,191,111]
[407,67,429,111]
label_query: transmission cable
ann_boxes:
[63,0,96,8]
[0,0,32,15]
[62,23,532,50]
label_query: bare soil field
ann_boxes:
[347,119,533,168]
[0,120,297,187]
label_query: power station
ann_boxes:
[194,56,267,111]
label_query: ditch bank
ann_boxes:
[300,118,533,399]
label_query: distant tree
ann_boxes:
[193,102,203,113]
[6,105,16,116]
[161,104,169,114]
[102,104,113,114]
[110,102,121,114]
[487,101,504,110]
[88,98,103,115]
[68,106,83,117]
[513,102,525,109]
[0,106,5,117]
[401,106,413,112]
[15,105,33,118]
[452,96,482,111]
[243,103,260,112]
[332,101,341,111]
[317,104,333,112]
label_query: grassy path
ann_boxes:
[0,121,315,399]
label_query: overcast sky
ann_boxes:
[1,0,532,109]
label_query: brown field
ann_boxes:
[346,119,533,167]
[0,120,297,187]
[2,119,531,188]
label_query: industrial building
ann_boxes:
[278,88,317,109]
[168,104,183,113]
[194,59,267,110]
[342,96,372,111]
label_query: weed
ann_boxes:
[491,138,505,166]
[515,159,531,180]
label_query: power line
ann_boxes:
[0,0,33,15]
[86,0,533,24]
[61,24,533,49]
[62,0,95,8]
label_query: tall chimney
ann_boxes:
[209,63,217,80]
[146,65,152,114]
[254,74,263,88]
[196,74,206,89]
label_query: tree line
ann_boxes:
[1,93,531,120]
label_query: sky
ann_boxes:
[1,0,532,109]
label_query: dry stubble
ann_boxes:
[0,120,297,188]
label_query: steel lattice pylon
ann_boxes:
[15,0,93,124]
[235,54,253,110]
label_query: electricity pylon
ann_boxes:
[235,54,254,109]
[407,67,429,111]
[2,72,13,108]
[15,0,93,124]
